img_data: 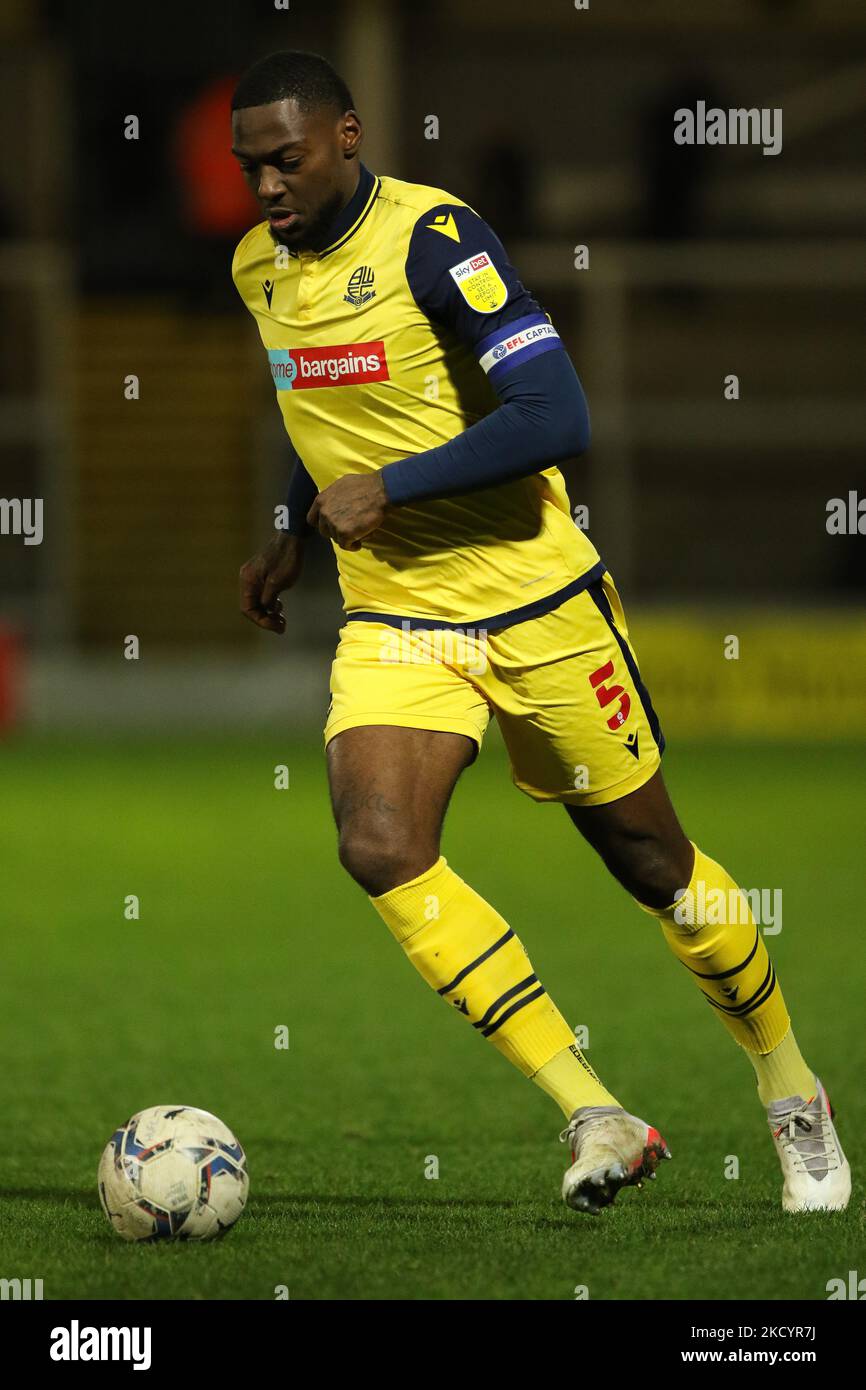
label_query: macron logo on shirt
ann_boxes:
[477,315,561,382]
[268,342,390,390]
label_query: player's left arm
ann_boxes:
[382,204,590,504]
[309,204,589,547]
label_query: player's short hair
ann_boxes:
[231,51,355,117]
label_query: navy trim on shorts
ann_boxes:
[345,560,607,633]
[586,578,666,755]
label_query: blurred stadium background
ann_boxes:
[1,0,865,737]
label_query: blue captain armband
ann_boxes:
[476,313,563,385]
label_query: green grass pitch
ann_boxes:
[1,732,862,1300]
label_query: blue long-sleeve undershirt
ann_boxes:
[380,347,590,505]
[283,346,590,530]
[284,448,318,536]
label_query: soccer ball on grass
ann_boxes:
[98,1104,248,1241]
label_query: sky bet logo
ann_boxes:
[268,342,389,390]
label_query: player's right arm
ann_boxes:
[239,446,316,635]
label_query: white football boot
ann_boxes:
[560,1104,672,1215]
[767,1075,851,1212]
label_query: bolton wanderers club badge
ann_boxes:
[344,265,376,308]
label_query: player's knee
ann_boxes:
[337,828,434,897]
[608,832,693,911]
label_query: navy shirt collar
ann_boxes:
[292,161,379,258]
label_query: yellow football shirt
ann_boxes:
[232,163,600,625]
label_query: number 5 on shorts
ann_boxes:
[589,659,631,730]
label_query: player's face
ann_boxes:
[231,98,362,251]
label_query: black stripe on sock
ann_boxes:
[702,963,777,1018]
[682,928,761,982]
[473,974,538,1031]
[735,970,779,1019]
[437,928,514,997]
[482,984,546,1038]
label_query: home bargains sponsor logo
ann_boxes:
[478,317,561,377]
[268,342,389,390]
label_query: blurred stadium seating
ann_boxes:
[1,0,865,733]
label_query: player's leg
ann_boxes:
[565,769,851,1211]
[327,722,467,896]
[327,722,621,1120]
[490,571,802,1074]
[566,768,800,1068]
[565,760,792,1054]
[488,573,848,1211]
[324,619,481,897]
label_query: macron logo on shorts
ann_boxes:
[477,315,561,383]
[268,342,390,390]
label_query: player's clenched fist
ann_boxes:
[307,473,388,550]
[239,531,305,634]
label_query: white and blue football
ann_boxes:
[98,1104,249,1241]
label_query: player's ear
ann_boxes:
[338,110,362,157]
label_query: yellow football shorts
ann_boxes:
[324,569,664,807]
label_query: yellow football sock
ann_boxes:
[636,842,792,1055]
[747,1026,816,1107]
[369,856,620,1117]
[532,1043,621,1117]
